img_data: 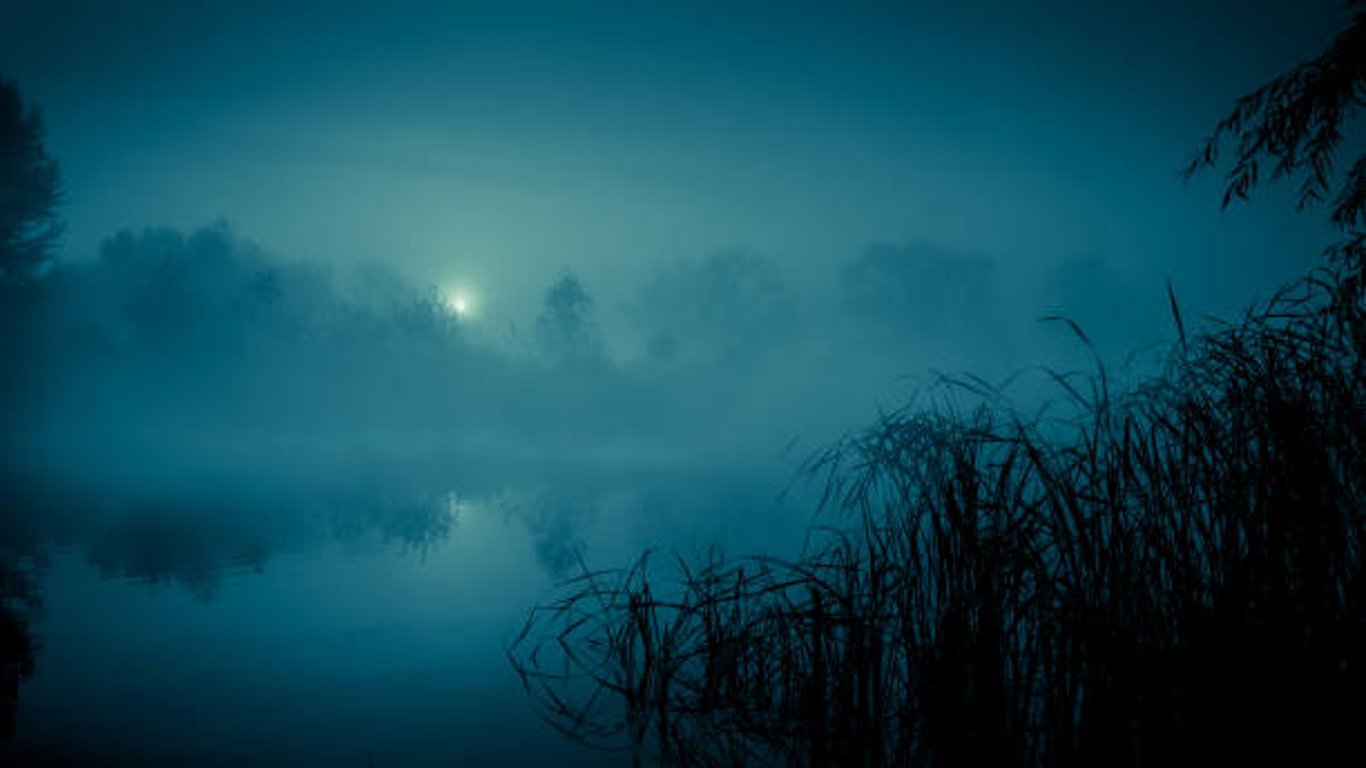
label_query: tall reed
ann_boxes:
[509,248,1365,766]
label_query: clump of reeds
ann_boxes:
[508,247,1365,767]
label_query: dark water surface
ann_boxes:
[0,471,807,766]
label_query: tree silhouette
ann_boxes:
[1184,1,1366,230]
[0,78,61,284]
[535,270,602,366]
[509,7,1366,767]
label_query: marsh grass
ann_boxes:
[509,247,1366,766]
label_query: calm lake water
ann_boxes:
[0,467,811,767]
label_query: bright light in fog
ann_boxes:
[444,287,476,318]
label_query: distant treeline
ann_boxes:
[508,6,1366,764]
[509,218,1366,768]
[0,223,684,488]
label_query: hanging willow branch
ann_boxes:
[1184,1,1366,230]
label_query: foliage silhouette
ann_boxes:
[0,78,61,285]
[1184,0,1366,230]
[509,9,1366,767]
[536,270,602,367]
[510,264,1366,765]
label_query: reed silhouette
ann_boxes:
[509,249,1365,765]
[509,8,1366,764]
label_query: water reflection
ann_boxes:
[0,481,45,741]
[0,478,475,751]
[520,495,590,578]
[0,550,39,739]
[0,466,801,767]
[327,490,461,559]
[86,508,270,601]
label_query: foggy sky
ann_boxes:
[0,0,1347,337]
[2,4,1361,764]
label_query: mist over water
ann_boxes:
[0,219,1298,765]
[0,217,1192,764]
[0,0,1353,765]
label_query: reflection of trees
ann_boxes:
[510,9,1366,766]
[374,497,455,556]
[0,551,38,740]
[0,485,44,742]
[86,509,269,602]
[522,496,588,579]
[327,490,456,558]
[513,251,1366,766]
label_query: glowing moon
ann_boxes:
[444,286,476,318]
